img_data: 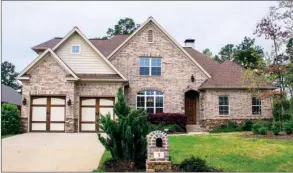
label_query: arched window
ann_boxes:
[137,90,163,114]
[148,30,154,43]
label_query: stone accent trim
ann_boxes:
[200,118,273,131]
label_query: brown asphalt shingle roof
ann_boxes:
[32,35,275,89]
[32,35,129,57]
[183,47,219,75]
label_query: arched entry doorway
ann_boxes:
[185,90,199,124]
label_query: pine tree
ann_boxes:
[114,88,130,118]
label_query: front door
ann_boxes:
[80,97,115,132]
[30,96,66,132]
[185,92,197,124]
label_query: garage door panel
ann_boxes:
[32,107,47,121]
[50,123,65,131]
[81,107,96,121]
[32,98,47,105]
[30,96,65,132]
[100,99,114,106]
[82,99,96,106]
[31,123,46,131]
[100,107,114,119]
[51,98,65,105]
[50,107,65,121]
[81,123,96,131]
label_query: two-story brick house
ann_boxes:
[17,16,275,133]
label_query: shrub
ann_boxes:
[103,158,136,172]
[271,121,281,135]
[242,120,253,131]
[1,103,20,135]
[98,88,149,169]
[210,120,240,133]
[149,124,183,133]
[258,126,268,135]
[284,120,293,135]
[252,123,262,134]
[179,156,210,172]
[148,113,187,131]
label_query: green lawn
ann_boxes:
[98,132,293,172]
[1,134,17,139]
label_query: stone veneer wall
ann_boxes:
[20,55,75,132]
[199,89,273,130]
[110,21,208,113]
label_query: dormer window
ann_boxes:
[148,30,154,43]
[71,45,80,54]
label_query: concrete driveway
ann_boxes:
[2,133,105,172]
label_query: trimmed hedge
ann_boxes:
[148,113,187,131]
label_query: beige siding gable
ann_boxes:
[56,33,117,74]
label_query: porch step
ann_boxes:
[186,124,206,132]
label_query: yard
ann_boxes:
[97,132,293,172]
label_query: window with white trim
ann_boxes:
[137,90,163,114]
[148,30,154,43]
[252,97,261,115]
[71,45,80,54]
[219,96,229,115]
[139,57,161,76]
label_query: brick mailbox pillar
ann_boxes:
[146,131,172,172]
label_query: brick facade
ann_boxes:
[199,90,273,130]
[20,20,274,133]
[20,54,123,133]
[110,22,208,113]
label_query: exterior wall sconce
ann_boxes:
[191,75,195,82]
[67,99,72,106]
[22,98,27,105]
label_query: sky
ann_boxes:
[3,1,277,72]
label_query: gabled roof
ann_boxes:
[199,60,276,89]
[17,49,79,80]
[32,35,129,57]
[30,27,127,81]
[107,16,212,78]
[1,84,21,106]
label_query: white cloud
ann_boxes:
[3,1,277,71]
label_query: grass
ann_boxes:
[97,132,293,172]
[169,132,293,172]
[1,134,17,139]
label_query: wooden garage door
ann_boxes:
[30,96,65,132]
[80,97,115,132]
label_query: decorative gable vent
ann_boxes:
[148,30,154,43]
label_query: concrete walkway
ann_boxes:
[2,133,105,172]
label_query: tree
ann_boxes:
[218,44,236,61]
[1,103,21,135]
[98,88,150,168]
[213,55,222,63]
[106,18,139,38]
[1,61,20,91]
[202,48,213,57]
[234,37,266,69]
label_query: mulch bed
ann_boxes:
[241,132,293,140]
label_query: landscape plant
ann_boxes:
[1,103,20,135]
[98,88,149,169]
[272,121,282,135]
[283,120,293,135]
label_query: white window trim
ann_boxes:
[147,29,154,43]
[219,95,230,116]
[252,97,262,115]
[71,44,81,54]
[136,90,164,113]
[139,57,162,76]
